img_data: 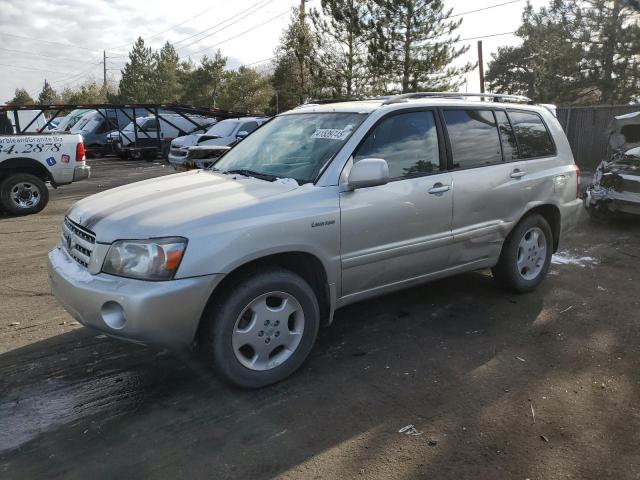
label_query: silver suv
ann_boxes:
[48,93,582,388]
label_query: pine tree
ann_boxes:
[153,42,181,103]
[180,51,227,108]
[571,0,640,103]
[8,88,34,105]
[369,0,473,93]
[310,0,371,98]
[118,37,156,102]
[272,6,318,108]
[218,67,273,113]
[486,0,640,105]
[61,82,106,104]
[37,79,60,105]
[486,3,586,104]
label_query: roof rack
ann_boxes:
[382,92,534,105]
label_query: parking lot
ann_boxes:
[1,159,639,479]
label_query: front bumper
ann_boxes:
[168,151,188,170]
[48,245,221,349]
[585,185,640,216]
[73,165,91,182]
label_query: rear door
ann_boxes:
[339,109,453,297]
[443,107,526,267]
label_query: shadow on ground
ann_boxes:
[2,241,639,480]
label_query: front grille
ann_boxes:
[170,148,187,157]
[61,217,96,268]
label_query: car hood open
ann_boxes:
[67,170,300,242]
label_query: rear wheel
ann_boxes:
[0,173,49,216]
[492,213,553,293]
[200,268,320,388]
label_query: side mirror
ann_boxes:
[347,158,389,190]
[236,130,249,139]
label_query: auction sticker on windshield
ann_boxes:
[311,128,352,140]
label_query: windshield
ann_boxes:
[70,113,97,133]
[213,113,366,183]
[206,120,238,137]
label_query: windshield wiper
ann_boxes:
[225,169,278,182]
[225,169,277,181]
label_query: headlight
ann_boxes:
[102,237,187,280]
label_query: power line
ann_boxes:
[242,56,275,67]
[450,0,524,18]
[0,62,84,76]
[108,5,218,51]
[49,63,103,85]
[0,32,104,53]
[457,31,516,42]
[187,9,290,57]
[176,0,275,51]
[0,47,95,65]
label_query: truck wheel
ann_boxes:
[200,268,320,388]
[0,173,49,216]
[492,213,552,293]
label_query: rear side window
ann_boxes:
[494,110,519,161]
[354,111,440,179]
[443,109,502,169]
[240,121,259,134]
[508,111,555,158]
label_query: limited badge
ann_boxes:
[46,156,56,166]
[61,154,70,163]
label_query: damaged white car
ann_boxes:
[585,111,640,219]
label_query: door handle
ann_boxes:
[510,169,526,179]
[428,183,451,195]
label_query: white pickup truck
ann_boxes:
[0,133,90,215]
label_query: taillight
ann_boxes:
[575,165,581,198]
[76,142,85,162]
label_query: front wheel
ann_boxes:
[0,173,49,215]
[492,213,553,293]
[200,268,320,388]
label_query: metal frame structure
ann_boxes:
[0,103,255,157]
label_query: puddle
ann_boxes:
[551,251,598,267]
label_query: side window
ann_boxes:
[354,111,440,179]
[443,109,502,168]
[240,121,259,134]
[95,119,110,134]
[508,111,555,158]
[494,110,519,161]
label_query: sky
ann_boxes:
[0,0,549,103]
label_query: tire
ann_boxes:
[200,268,320,388]
[0,173,49,216]
[492,213,553,293]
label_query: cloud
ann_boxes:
[0,0,298,102]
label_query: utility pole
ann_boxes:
[477,40,485,95]
[103,50,107,90]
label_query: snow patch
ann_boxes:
[551,251,598,267]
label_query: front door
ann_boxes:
[339,110,453,297]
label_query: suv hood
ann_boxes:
[67,170,300,242]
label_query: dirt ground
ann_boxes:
[0,159,639,480]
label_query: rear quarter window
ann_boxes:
[508,110,555,158]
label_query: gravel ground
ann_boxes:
[0,159,639,479]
